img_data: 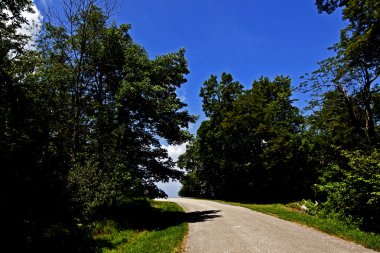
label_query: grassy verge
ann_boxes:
[92,201,187,253]
[217,200,380,251]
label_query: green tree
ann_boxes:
[307,89,367,149]
[310,0,380,145]
[200,72,244,117]
[0,0,34,59]
[1,0,195,250]
[301,53,379,146]
[37,0,196,217]
[300,0,380,233]
[180,75,313,202]
[222,76,310,202]
[178,139,205,197]
[316,0,380,73]
[196,73,243,198]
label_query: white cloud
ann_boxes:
[39,0,52,9]
[162,142,188,162]
[19,1,43,48]
[156,180,182,198]
[178,95,187,102]
[176,87,187,103]
[157,143,188,197]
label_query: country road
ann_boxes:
[166,198,377,253]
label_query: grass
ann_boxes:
[92,201,188,253]
[216,200,380,251]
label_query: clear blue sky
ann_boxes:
[36,0,345,197]
[115,0,344,127]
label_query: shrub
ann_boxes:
[315,149,380,232]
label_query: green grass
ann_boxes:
[217,200,380,251]
[92,201,187,253]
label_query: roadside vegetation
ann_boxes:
[218,200,380,251]
[91,200,187,253]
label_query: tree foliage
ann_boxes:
[0,0,195,250]
[315,149,380,232]
[316,0,380,73]
[309,0,380,145]
[180,75,315,202]
[296,0,380,233]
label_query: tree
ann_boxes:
[178,139,205,197]
[300,0,380,233]
[194,73,244,198]
[222,76,311,202]
[37,0,196,217]
[316,0,380,73]
[1,0,196,250]
[307,89,367,149]
[309,0,380,145]
[0,0,34,59]
[0,0,64,249]
[180,75,314,202]
[200,72,244,118]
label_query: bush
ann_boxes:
[315,149,380,232]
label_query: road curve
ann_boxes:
[166,198,377,253]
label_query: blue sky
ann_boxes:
[115,0,345,124]
[35,0,345,197]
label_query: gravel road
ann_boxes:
[166,198,377,253]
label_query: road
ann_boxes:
[166,198,377,253]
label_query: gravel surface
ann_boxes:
[165,198,378,253]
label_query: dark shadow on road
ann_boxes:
[186,210,221,223]
[106,201,222,231]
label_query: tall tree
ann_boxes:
[195,73,243,197]
[38,0,196,217]
[316,0,380,71]
[180,75,313,202]
[301,53,379,146]
[307,0,380,145]
[1,0,196,250]
[300,0,380,233]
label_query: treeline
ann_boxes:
[1,0,195,251]
[179,0,380,233]
[179,74,313,202]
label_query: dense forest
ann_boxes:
[179,0,380,234]
[1,0,379,251]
